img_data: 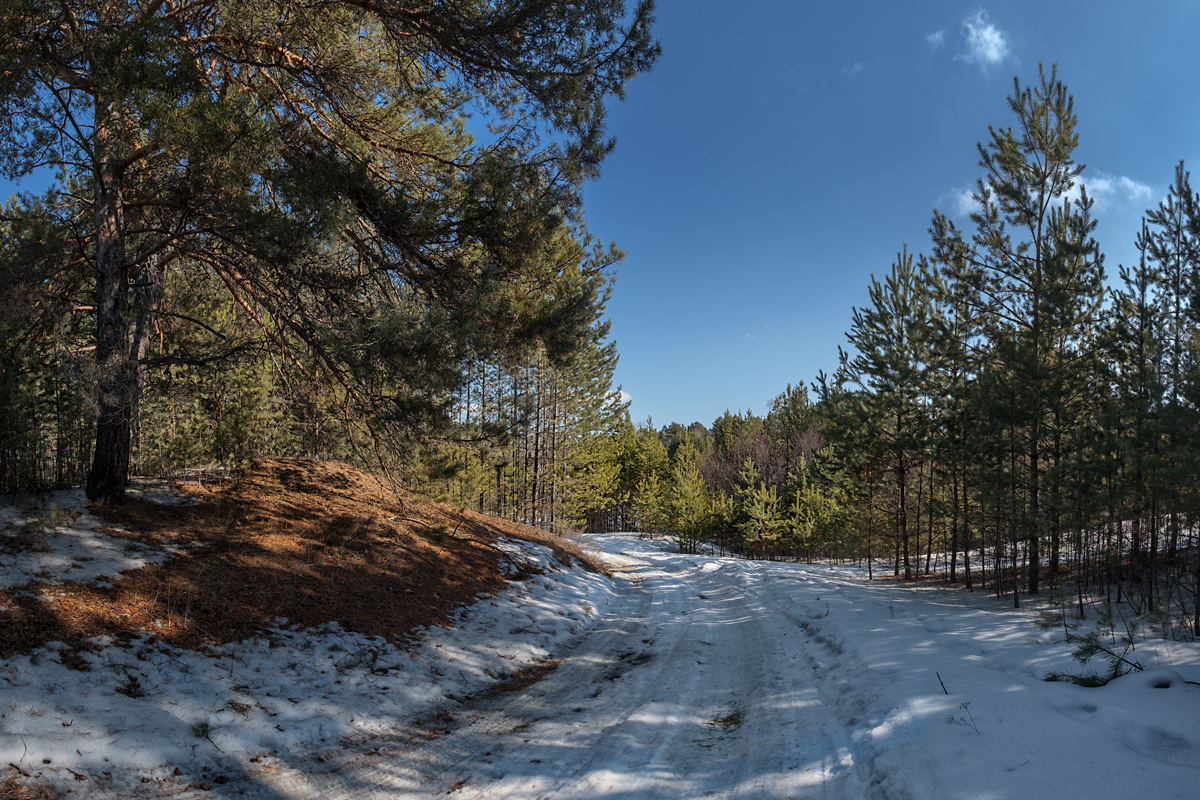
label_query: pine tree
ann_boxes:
[842,245,934,579]
[666,441,712,554]
[0,0,659,503]
[925,237,985,587]
[1142,163,1200,562]
[730,457,781,558]
[929,64,1106,595]
[632,472,667,533]
[0,192,95,492]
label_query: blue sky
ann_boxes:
[582,1,1200,428]
[5,2,1199,432]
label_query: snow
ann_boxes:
[0,490,191,590]
[2,516,1199,798]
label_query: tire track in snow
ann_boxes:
[240,550,872,799]
[235,561,656,799]
[407,552,864,798]
[693,558,896,795]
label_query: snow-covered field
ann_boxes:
[2,509,1198,798]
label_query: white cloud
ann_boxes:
[1082,175,1110,197]
[940,170,1153,221]
[927,29,946,48]
[842,61,866,77]
[958,10,1009,68]
[1119,175,1154,203]
[605,390,629,410]
[937,184,980,220]
[1067,171,1153,211]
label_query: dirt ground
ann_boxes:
[0,458,603,663]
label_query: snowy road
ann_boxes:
[280,542,867,799]
[5,521,1198,799]
[253,534,1200,800]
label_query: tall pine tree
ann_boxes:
[929,64,1105,595]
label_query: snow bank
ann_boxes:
[601,534,1200,800]
[1,528,619,798]
[1,490,190,590]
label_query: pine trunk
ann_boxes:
[87,97,133,506]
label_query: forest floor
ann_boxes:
[0,459,607,798]
[3,463,1200,798]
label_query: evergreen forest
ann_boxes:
[2,4,1199,648]
[580,67,1200,641]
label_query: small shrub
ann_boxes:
[946,701,981,734]
[1046,623,1143,687]
[1045,670,1109,688]
[706,704,744,730]
[1070,625,1143,679]
[18,503,72,534]
[116,674,146,698]
[1035,610,1065,629]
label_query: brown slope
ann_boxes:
[0,458,604,659]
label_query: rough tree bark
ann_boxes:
[87,97,133,505]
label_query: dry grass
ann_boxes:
[2,770,59,799]
[478,514,610,576]
[0,458,601,660]
[488,658,564,694]
[0,458,607,800]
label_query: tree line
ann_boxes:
[5,26,1198,641]
[589,66,1200,640]
[0,0,660,515]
